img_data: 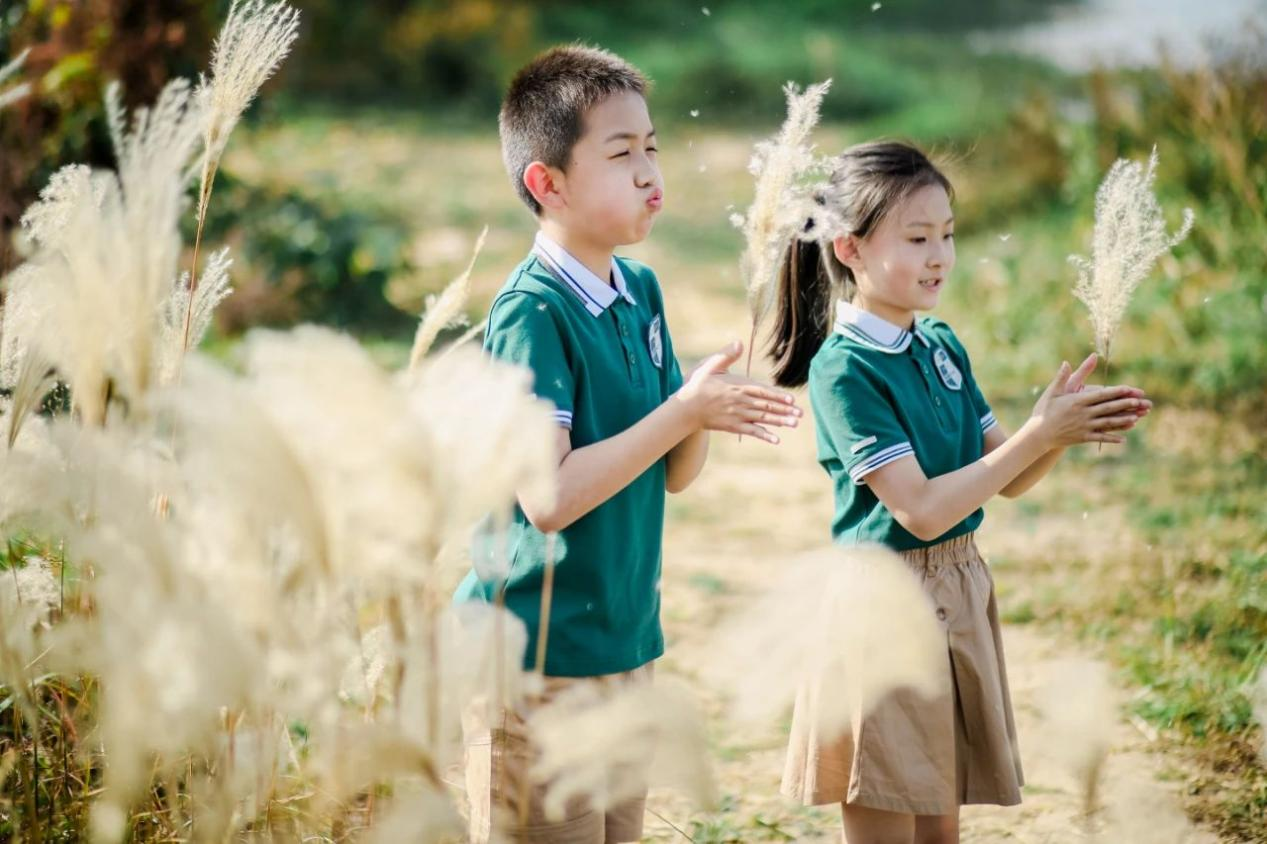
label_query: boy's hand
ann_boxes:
[676,340,801,443]
[1030,356,1152,448]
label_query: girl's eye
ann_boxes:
[909,237,927,244]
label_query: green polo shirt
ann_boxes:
[810,300,998,551]
[453,233,684,677]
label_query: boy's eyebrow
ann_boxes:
[602,128,657,143]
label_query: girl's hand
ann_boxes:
[675,340,801,443]
[1030,357,1152,448]
[1062,352,1154,421]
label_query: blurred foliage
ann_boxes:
[0,0,217,269]
[278,0,1071,120]
[195,172,417,337]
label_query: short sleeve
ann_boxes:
[485,292,576,429]
[811,361,915,485]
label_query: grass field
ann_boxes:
[219,103,1266,840]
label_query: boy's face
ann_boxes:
[553,91,663,246]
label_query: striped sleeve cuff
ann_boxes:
[848,441,914,484]
[980,411,998,433]
[553,409,574,429]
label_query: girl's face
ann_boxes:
[833,183,955,327]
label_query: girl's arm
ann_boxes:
[522,341,798,532]
[989,426,1066,498]
[865,362,1147,542]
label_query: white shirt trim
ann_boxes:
[833,299,926,354]
[533,232,636,317]
[848,441,915,484]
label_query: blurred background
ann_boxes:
[1,0,1264,838]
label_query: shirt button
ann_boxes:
[935,397,942,406]
[936,608,948,621]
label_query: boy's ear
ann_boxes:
[832,235,863,271]
[523,161,566,212]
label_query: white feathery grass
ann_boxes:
[409,225,487,368]
[397,602,531,764]
[1069,147,1195,363]
[195,0,300,191]
[731,79,830,370]
[1,265,56,446]
[529,678,717,821]
[181,0,299,364]
[161,355,332,595]
[10,75,202,426]
[0,48,30,109]
[159,247,233,384]
[239,326,440,592]
[367,781,465,844]
[1037,658,1116,814]
[704,545,947,743]
[404,346,559,559]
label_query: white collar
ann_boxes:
[833,299,929,354]
[532,232,636,317]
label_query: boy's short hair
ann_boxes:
[499,45,649,215]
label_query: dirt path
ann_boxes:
[639,304,1215,843]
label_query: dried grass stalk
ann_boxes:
[181,0,300,363]
[1069,147,1195,363]
[409,225,488,368]
[731,79,830,371]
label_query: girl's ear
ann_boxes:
[832,235,863,271]
[524,161,566,211]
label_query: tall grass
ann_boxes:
[0,6,720,842]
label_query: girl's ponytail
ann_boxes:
[768,235,842,388]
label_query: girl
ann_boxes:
[767,141,1152,844]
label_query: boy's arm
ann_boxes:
[519,341,798,532]
[666,429,708,493]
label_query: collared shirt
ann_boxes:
[453,235,684,677]
[810,299,998,550]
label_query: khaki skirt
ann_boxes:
[781,533,1024,816]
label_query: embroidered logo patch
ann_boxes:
[933,347,963,391]
[648,314,663,369]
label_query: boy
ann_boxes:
[454,45,800,843]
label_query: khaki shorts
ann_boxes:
[782,533,1024,816]
[463,664,653,843]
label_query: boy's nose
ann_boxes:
[635,162,660,189]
